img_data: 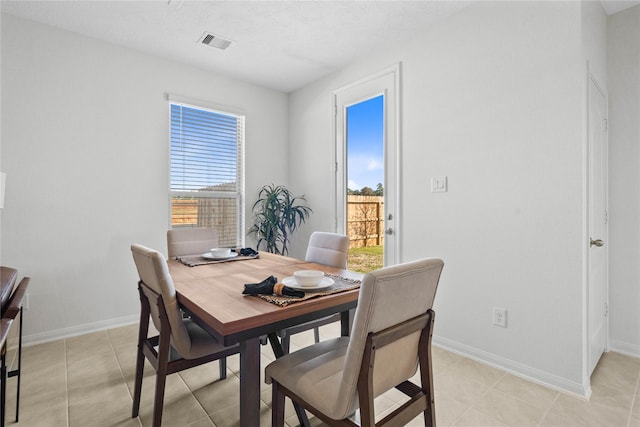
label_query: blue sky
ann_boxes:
[347,95,384,191]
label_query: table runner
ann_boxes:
[176,253,259,267]
[255,274,361,307]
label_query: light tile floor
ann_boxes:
[3,321,639,427]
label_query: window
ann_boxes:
[170,102,245,247]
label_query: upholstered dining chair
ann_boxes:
[1,275,29,427]
[131,244,239,427]
[166,227,232,376]
[278,232,350,353]
[167,227,219,258]
[266,257,444,427]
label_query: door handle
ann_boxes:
[590,238,604,247]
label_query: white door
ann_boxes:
[334,65,400,266]
[588,74,608,375]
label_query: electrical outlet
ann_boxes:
[493,307,507,327]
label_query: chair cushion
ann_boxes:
[265,337,350,419]
[167,228,219,258]
[305,232,349,269]
[181,318,232,359]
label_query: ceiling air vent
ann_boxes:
[199,32,232,50]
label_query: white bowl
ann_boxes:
[294,270,325,287]
[210,248,231,257]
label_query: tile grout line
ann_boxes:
[483,369,561,427]
[626,371,640,427]
[536,392,561,427]
[441,358,507,426]
[175,371,213,426]
[475,370,508,422]
[64,338,70,427]
[106,330,143,426]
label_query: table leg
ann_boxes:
[341,309,354,337]
[239,337,261,427]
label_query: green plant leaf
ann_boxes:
[248,184,313,255]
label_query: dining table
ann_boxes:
[169,251,363,427]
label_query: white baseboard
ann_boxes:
[609,339,640,359]
[433,334,591,399]
[23,314,139,346]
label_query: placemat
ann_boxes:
[256,274,361,307]
[177,253,259,267]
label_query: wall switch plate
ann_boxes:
[431,176,448,193]
[493,307,507,327]
[25,293,29,310]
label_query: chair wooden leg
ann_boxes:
[420,310,436,427]
[219,356,227,380]
[424,406,434,427]
[131,344,145,418]
[152,322,172,427]
[152,366,168,427]
[272,381,286,427]
[132,297,150,419]
[1,351,6,427]
[313,326,320,343]
[14,308,23,422]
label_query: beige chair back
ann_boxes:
[167,227,219,258]
[334,258,444,419]
[305,232,349,269]
[131,244,192,356]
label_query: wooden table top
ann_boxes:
[1,266,18,315]
[169,252,362,344]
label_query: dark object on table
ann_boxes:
[238,247,259,257]
[242,275,304,298]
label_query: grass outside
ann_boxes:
[348,245,383,273]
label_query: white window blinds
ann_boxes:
[170,102,245,247]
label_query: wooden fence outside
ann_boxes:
[172,193,385,249]
[347,195,384,248]
[171,197,239,247]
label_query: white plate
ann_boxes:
[202,252,239,260]
[282,276,335,291]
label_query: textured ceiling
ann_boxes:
[1,1,638,93]
[0,0,472,92]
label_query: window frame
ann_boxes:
[168,96,246,248]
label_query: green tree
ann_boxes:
[361,186,374,196]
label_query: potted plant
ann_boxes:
[248,184,312,255]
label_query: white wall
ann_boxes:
[608,5,640,357]
[0,13,289,343]
[2,0,636,397]
[582,1,608,86]
[289,1,590,394]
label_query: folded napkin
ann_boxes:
[238,247,259,256]
[242,275,304,298]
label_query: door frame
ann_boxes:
[332,63,402,266]
[583,66,609,386]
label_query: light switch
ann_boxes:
[431,176,448,193]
